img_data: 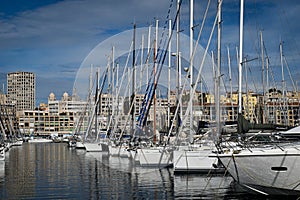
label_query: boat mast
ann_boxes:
[95,68,99,141]
[153,19,158,144]
[238,0,244,131]
[176,0,182,129]
[216,0,222,139]
[280,41,285,100]
[131,22,136,135]
[227,47,234,122]
[266,56,269,123]
[140,35,144,91]
[260,31,265,123]
[147,25,151,82]
[112,46,115,129]
[211,51,215,122]
[107,57,111,132]
[189,0,194,144]
[168,19,172,131]
[280,41,287,126]
[116,62,119,116]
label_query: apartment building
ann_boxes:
[7,71,35,111]
[18,110,74,136]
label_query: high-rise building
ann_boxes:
[7,71,35,111]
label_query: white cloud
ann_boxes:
[1,0,300,103]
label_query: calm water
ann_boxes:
[0,143,287,199]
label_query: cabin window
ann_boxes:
[271,167,287,171]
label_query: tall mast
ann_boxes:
[245,58,249,120]
[280,40,287,125]
[227,46,234,121]
[189,0,194,144]
[147,25,151,82]
[95,68,99,141]
[176,0,182,128]
[266,57,269,123]
[112,46,115,126]
[280,41,285,98]
[107,57,111,131]
[131,22,136,134]
[238,0,244,115]
[260,31,265,123]
[216,0,222,138]
[140,35,144,90]
[211,51,216,122]
[116,62,119,116]
[168,19,172,131]
[153,19,158,144]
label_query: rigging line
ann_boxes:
[137,48,157,125]
[137,83,154,126]
[109,69,133,140]
[262,39,283,93]
[141,0,182,127]
[118,41,133,96]
[190,0,211,67]
[283,56,296,92]
[244,2,260,58]
[117,94,137,143]
[137,1,175,124]
[171,3,220,146]
[85,66,109,140]
[247,65,258,93]
[221,73,228,94]
[278,2,300,58]
[158,0,213,135]
[154,0,174,67]
[105,43,133,138]
[137,47,158,124]
[271,152,287,187]
[180,3,220,135]
[266,58,278,90]
[233,152,282,186]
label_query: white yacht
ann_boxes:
[216,142,300,195]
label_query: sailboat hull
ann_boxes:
[108,145,131,158]
[217,144,300,195]
[173,149,222,173]
[75,141,86,149]
[84,143,102,152]
[137,147,173,168]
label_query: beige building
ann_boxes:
[18,110,74,136]
[7,71,35,111]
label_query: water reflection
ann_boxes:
[0,162,4,180]
[0,143,255,199]
[174,174,232,199]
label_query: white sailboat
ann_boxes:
[172,0,223,174]
[133,18,175,168]
[109,142,132,158]
[216,0,300,195]
[84,68,103,152]
[173,141,220,173]
[137,146,173,167]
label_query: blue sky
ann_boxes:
[0,0,300,106]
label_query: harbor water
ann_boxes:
[0,143,283,199]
